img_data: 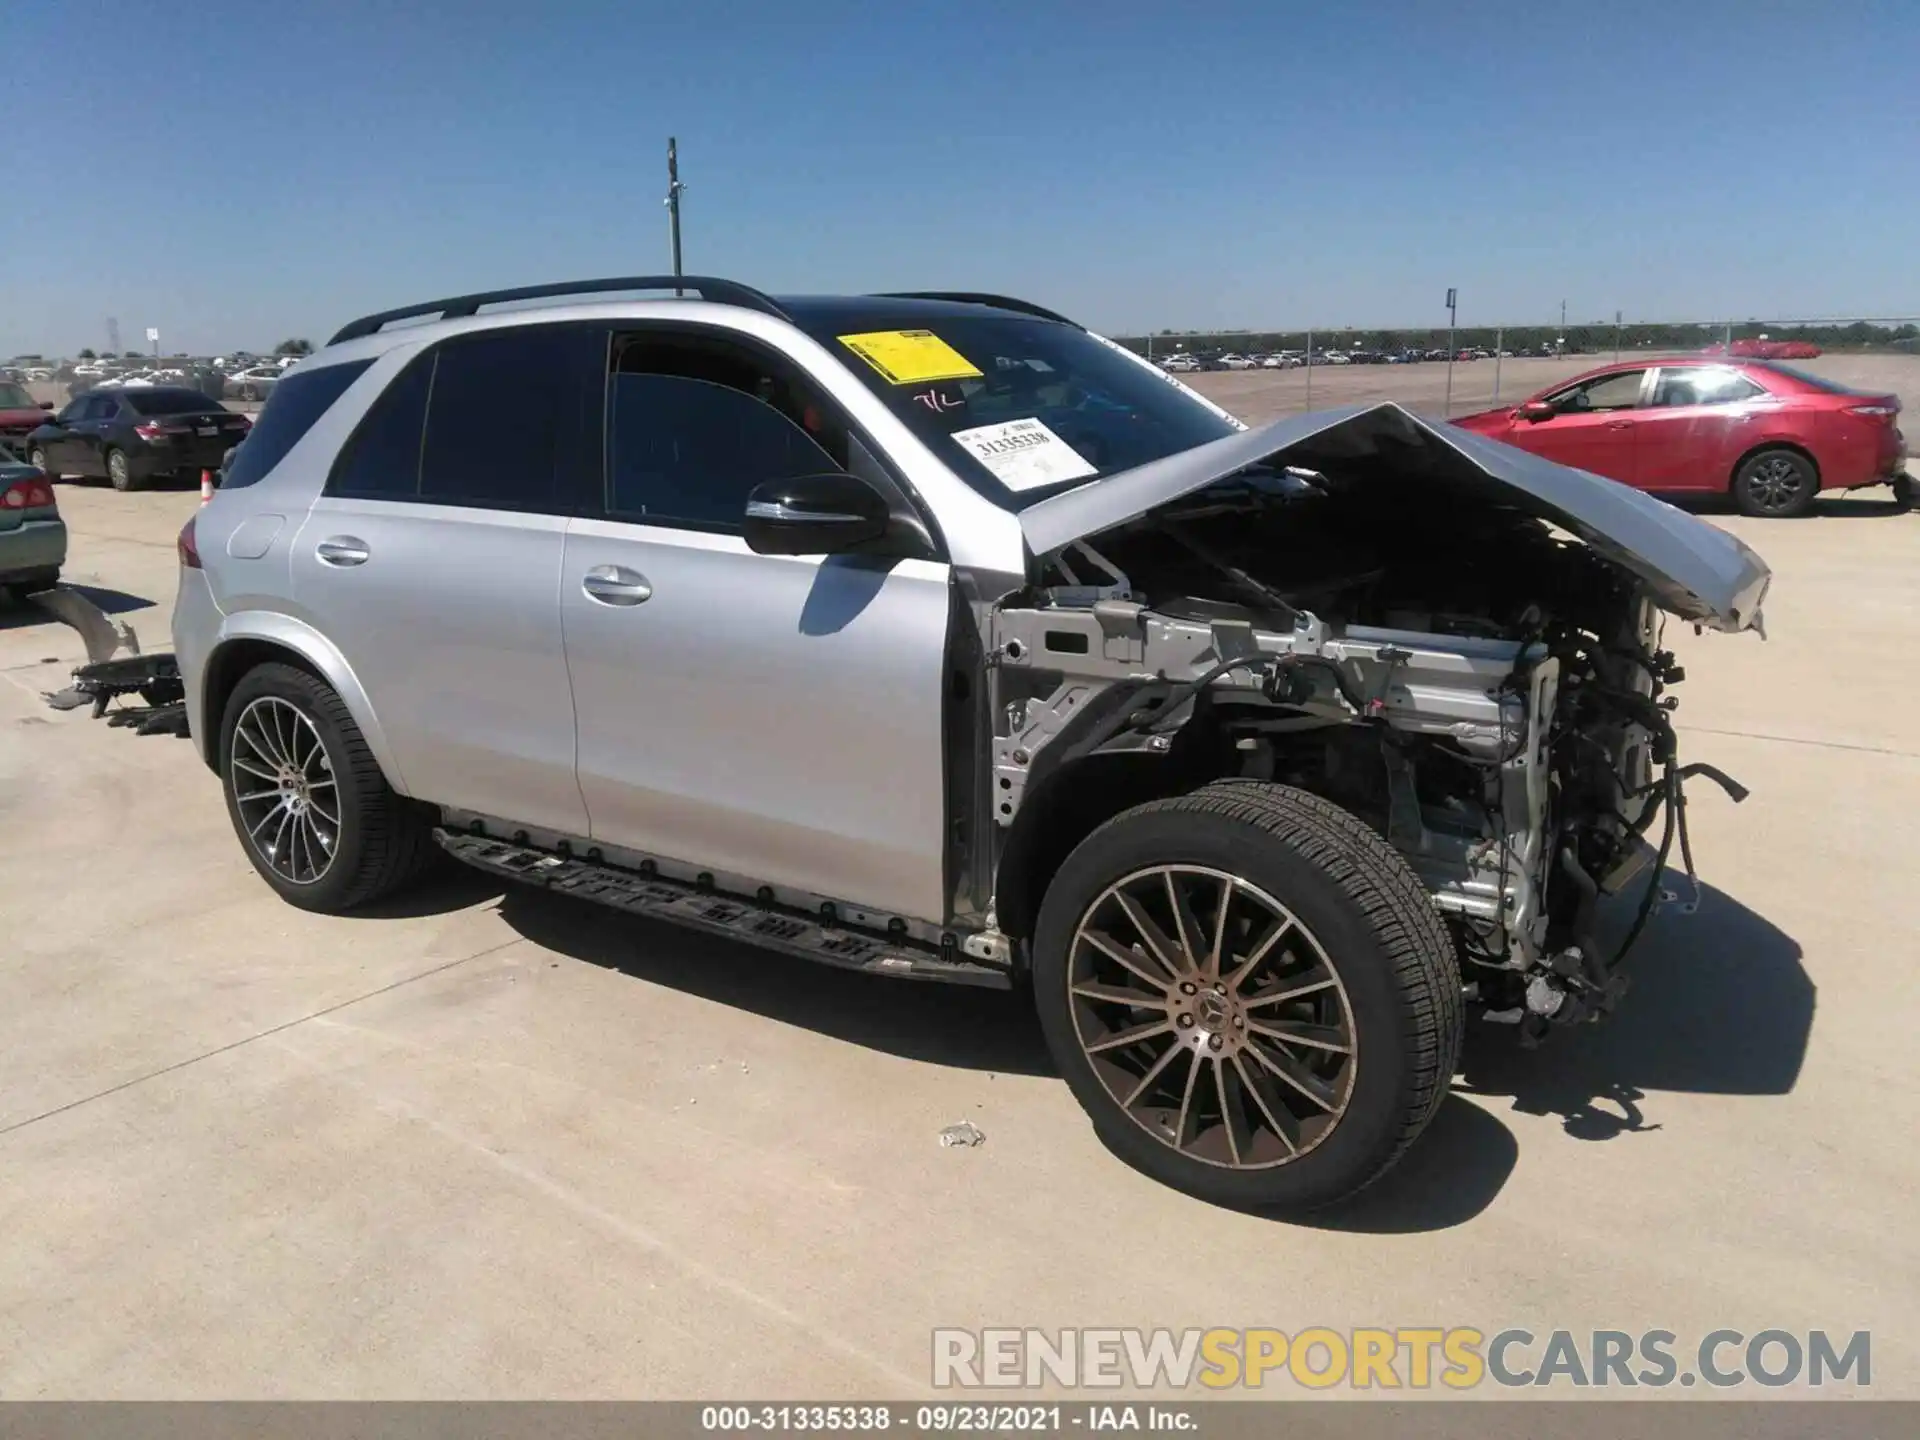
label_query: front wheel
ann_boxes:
[219,662,438,912]
[27,446,59,480]
[1732,448,1817,517]
[1032,782,1462,1211]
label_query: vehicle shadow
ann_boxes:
[406,869,1802,1233]
[1457,882,1812,1139]
[1663,488,1910,519]
[0,583,155,630]
[497,883,1055,1076]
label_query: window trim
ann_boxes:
[586,319,947,558]
[323,321,602,516]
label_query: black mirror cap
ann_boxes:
[38,400,53,410]
[743,473,892,556]
[1517,400,1555,421]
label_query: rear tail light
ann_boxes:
[177,515,202,569]
[134,421,168,439]
[1847,404,1899,419]
[1,477,56,509]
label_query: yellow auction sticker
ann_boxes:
[837,330,983,385]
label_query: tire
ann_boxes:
[1032,781,1462,1211]
[106,447,139,492]
[1732,447,1817,518]
[27,446,58,480]
[1893,473,1914,514]
[219,662,438,913]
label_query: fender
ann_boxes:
[199,609,411,795]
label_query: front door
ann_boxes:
[1520,367,1648,485]
[288,327,598,836]
[560,322,953,922]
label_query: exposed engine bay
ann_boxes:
[987,455,1754,1041]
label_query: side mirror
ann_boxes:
[744,473,891,556]
[1517,400,1555,422]
[38,400,53,410]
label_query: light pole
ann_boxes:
[1493,326,1503,402]
[664,137,686,293]
[1614,309,1623,362]
[1304,326,1313,409]
[1443,287,1458,417]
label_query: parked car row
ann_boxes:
[1153,346,1527,372]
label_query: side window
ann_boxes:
[85,394,118,421]
[606,331,845,530]
[1549,369,1646,413]
[419,327,585,511]
[1651,367,1766,408]
[223,360,372,491]
[329,326,593,512]
[327,355,430,498]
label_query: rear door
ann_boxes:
[1515,368,1647,484]
[42,397,91,470]
[560,322,953,922]
[73,393,122,476]
[1635,365,1771,492]
[288,324,600,835]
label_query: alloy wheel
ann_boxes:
[228,696,340,885]
[1066,864,1356,1170]
[1746,454,1806,513]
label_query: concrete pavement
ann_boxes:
[1,476,1916,1398]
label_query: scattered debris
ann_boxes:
[939,1121,986,1149]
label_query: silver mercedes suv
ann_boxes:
[173,276,1770,1209]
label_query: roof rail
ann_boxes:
[327,276,787,346]
[874,292,1082,328]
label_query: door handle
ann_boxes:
[1606,419,1634,430]
[582,564,653,606]
[315,536,370,567]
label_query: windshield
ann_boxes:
[125,389,222,416]
[0,383,34,408]
[803,314,1240,507]
[1753,362,1869,396]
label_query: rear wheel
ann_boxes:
[219,662,438,912]
[27,446,58,480]
[1732,447,1817,517]
[5,568,60,603]
[106,447,138,492]
[1032,781,1462,1211]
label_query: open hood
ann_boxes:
[1018,402,1771,631]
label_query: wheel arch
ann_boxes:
[994,750,1194,944]
[198,615,409,794]
[1731,438,1821,491]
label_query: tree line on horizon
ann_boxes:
[1113,318,1920,356]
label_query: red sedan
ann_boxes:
[1454,358,1907,516]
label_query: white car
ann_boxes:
[225,367,283,400]
[1218,354,1257,371]
[1158,355,1202,373]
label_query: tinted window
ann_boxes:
[0,383,31,408]
[124,388,223,416]
[1651,368,1765,407]
[221,360,371,490]
[416,328,585,511]
[606,332,841,529]
[87,394,124,420]
[327,355,430,498]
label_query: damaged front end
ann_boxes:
[985,403,1768,1041]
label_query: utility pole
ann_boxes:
[1559,299,1567,355]
[1493,326,1503,402]
[1443,288,1458,417]
[664,137,686,294]
[1614,309,1623,362]
[1304,327,1313,410]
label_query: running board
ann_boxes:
[434,829,1013,989]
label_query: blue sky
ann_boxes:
[5,0,1915,355]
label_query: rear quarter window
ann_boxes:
[220,361,371,490]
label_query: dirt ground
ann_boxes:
[1,370,1917,1400]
